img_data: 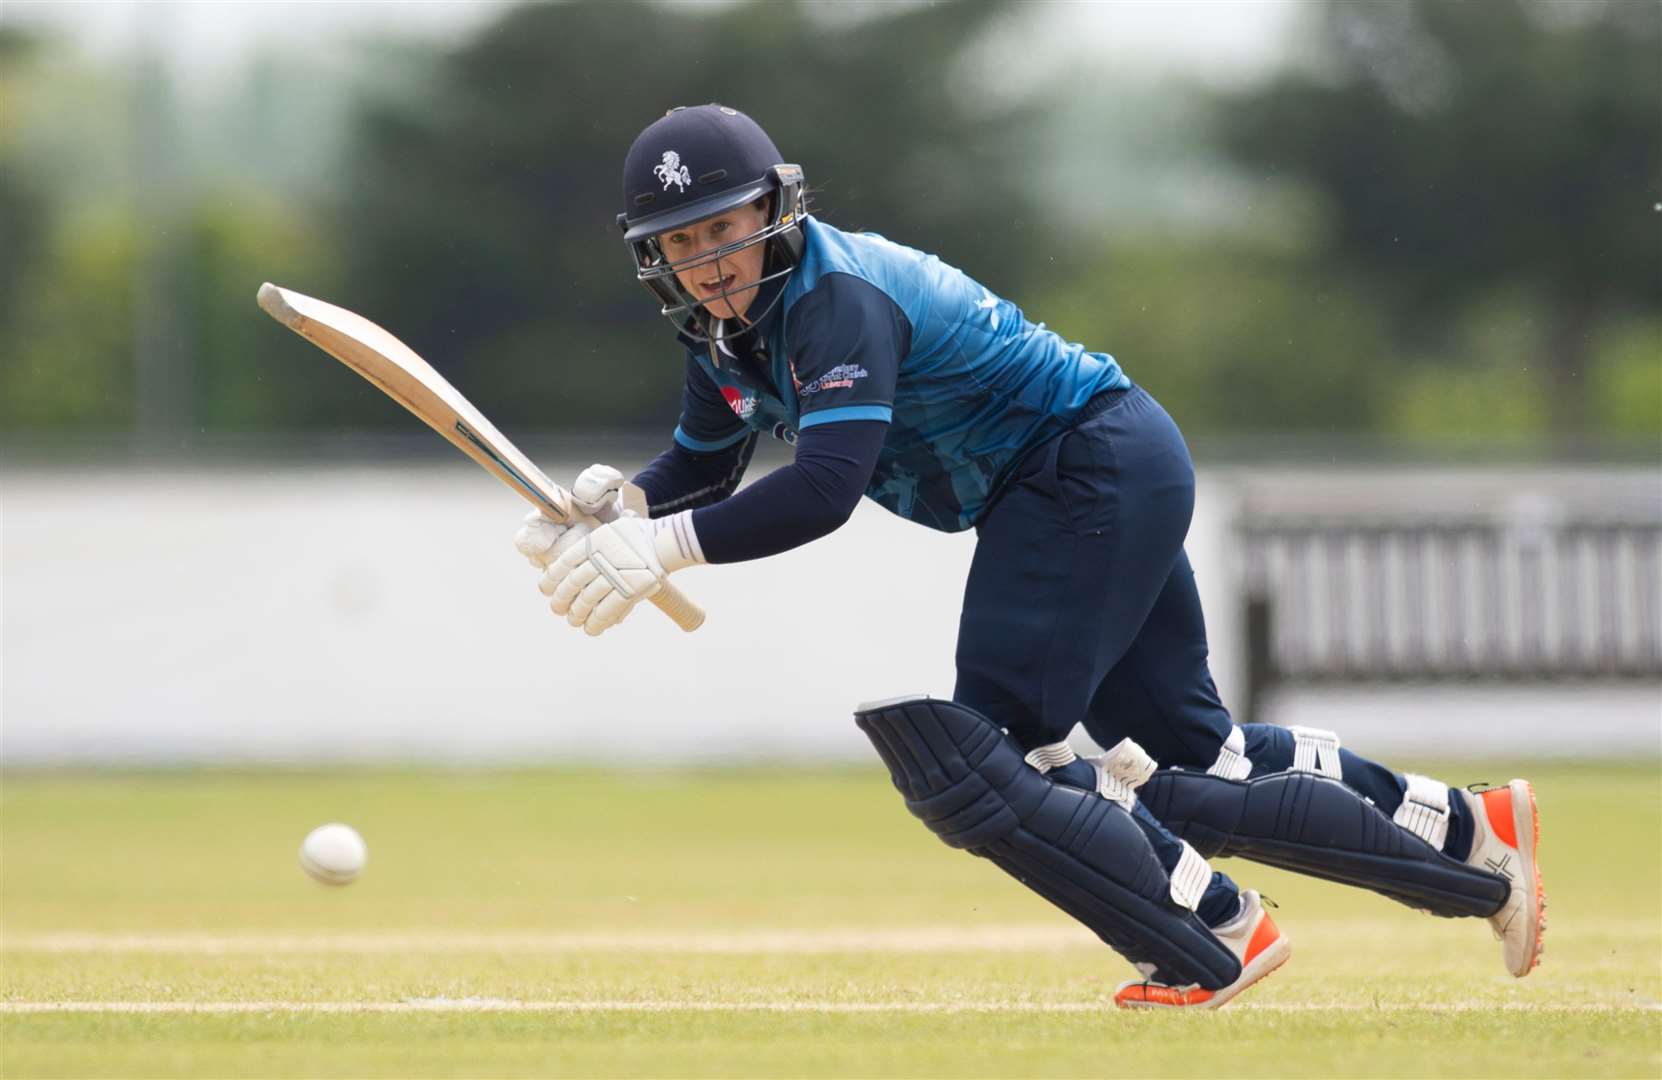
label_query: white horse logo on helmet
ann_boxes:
[653,150,692,192]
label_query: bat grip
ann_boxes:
[649,580,706,632]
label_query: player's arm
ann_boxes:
[678,272,908,563]
[631,355,759,515]
[683,420,884,562]
[537,276,906,634]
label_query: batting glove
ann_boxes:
[540,512,705,636]
[513,509,592,571]
[570,463,627,523]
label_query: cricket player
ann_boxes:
[518,105,1545,1008]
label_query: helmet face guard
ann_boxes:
[619,163,807,346]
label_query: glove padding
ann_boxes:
[513,464,636,570]
[571,463,626,523]
[540,515,663,636]
[513,510,591,570]
[540,512,704,636]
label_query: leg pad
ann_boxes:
[855,696,1241,989]
[1140,769,1508,918]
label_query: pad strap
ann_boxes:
[1093,737,1157,809]
[1206,724,1252,781]
[1393,773,1452,850]
[1167,841,1211,911]
[1287,725,1343,779]
[1023,741,1077,774]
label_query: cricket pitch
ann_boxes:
[2,764,1657,1077]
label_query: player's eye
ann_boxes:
[711,221,729,236]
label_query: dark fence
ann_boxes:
[1236,516,1662,723]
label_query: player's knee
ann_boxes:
[855,695,1242,988]
[854,694,1029,850]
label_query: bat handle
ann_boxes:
[649,580,706,632]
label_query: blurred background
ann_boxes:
[3,0,1659,765]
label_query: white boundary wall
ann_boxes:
[3,462,1656,764]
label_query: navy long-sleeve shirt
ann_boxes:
[634,420,888,564]
[631,269,906,564]
[633,216,1125,559]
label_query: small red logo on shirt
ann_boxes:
[721,386,758,419]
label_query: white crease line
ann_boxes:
[2,1000,1093,1015]
[0,928,1096,954]
[8,921,1654,955]
[0,1000,1656,1015]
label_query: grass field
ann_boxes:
[2,761,1658,1078]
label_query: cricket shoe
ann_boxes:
[1113,890,1290,1010]
[1463,779,1546,977]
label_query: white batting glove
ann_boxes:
[512,510,591,571]
[571,463,627,523]
[539,511,705,636]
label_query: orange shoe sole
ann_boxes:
[1114,916,1292,1010]
[1517,780,1546,975]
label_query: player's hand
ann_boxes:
[514,464,649,570]
[571,463,627,523]
[512,510,591,570]
[540,513,703,636]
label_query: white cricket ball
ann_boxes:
[299,823,367,886]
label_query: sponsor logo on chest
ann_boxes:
[720,385,759,419]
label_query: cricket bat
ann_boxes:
[256,282,705,632]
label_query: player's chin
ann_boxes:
[700,288,760,324]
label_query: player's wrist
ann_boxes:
[650,510,706,574]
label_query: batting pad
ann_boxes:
[1140,769,1509,918]
[854,696,1241,990]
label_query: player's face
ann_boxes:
[658,201,770,324]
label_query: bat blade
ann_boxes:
[257,282,705,632]
[256,282,574,524]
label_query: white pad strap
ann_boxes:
[1167,840,1211,912]
[1023,741,1077,775]
[1393,773,1452,850]
[1287,725,1343,779]
[1092,737,1157,809]
[1206,724,1252,781]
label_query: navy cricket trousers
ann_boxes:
[952,384,1245,923]
[951,384,1429,852]
[954,384,1231,762]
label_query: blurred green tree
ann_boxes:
[1589,318,1662,438]
[188,193,338,429]
[0,29,139,431]
[1037,238,1394,442]
[328,0,1043,430]
[0,28,46,350]
[1214,0,1661,441]
[0,210,139,430]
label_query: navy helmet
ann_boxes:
[618,104,806,342]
